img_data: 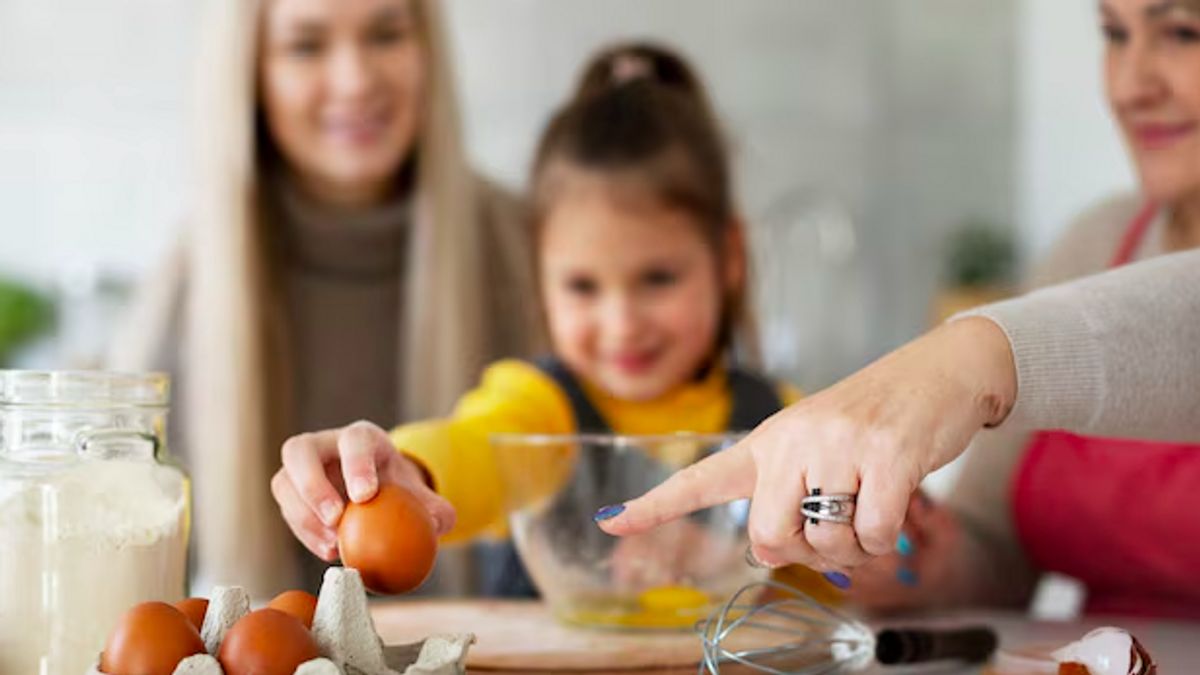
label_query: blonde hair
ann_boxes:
[187,0,485,596]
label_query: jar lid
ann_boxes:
[0,370,169,407]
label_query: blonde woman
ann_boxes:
[111,0,542,598]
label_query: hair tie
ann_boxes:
[610,53,654,85]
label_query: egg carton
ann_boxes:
[88,567,474,675]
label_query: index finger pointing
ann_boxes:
[595,440,755,536]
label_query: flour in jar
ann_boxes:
[0,458,188,675]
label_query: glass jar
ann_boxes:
[0,371,190,675]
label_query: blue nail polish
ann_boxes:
[897,567,919,587]
[896,532,914,557]
[823,571,851,589]
[593,504,626,522]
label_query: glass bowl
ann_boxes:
[490,432,767,631]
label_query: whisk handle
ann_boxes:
[874,626,997,665]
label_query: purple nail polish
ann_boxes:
[593,504,626,522]
[823,571,851,589]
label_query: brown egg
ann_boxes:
[338,483,437,594]
[267,590,318,628]
[99,602,206,675]
[174,597,209,631]
[217,608,320,675]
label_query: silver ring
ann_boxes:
[801,491,856,525]
[744,545,771,569]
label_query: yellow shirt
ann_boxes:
[391,358,799,544]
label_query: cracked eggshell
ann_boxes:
[1052,628,1157,675]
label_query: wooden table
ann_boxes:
[371,600,1200,673]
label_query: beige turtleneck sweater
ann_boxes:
[273,178,411,433]
[272,177,420,590]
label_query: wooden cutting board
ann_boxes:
[370,599,715,672]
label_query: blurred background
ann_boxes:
[0,0,1134,377]
[0,0,1135,614]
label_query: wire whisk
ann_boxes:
[696,580,996,674]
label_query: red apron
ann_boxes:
[1012,203,1200,619]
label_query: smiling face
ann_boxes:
[258,0,425,206]
[1103,0,1200,203]
[539,178,737,402]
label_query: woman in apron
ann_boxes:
[842,198,1200,620]
[844,0,1200,619]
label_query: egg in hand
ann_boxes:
[337,483,438,594]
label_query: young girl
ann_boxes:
[270,42,805,596]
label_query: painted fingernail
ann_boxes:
[319,500,342,526]
[897,567,919,587]
[896,532,914,557]
[823,571,852,589]
[593,504,626,522]
[349,477,375,502]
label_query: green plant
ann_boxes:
[0,278,53,366]
[943,220,1016,288]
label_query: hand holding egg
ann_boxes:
[271,420,455,562]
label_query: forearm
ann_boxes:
[962,249,1200,441]
[392,421,507,544]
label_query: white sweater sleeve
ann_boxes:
[966,248,1200,441]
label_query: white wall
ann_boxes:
[1,1,1139,315]
[1,1,1019,380]
[445,0,1018,386]
[0,0,200,285]
[1016,0,1136,258]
